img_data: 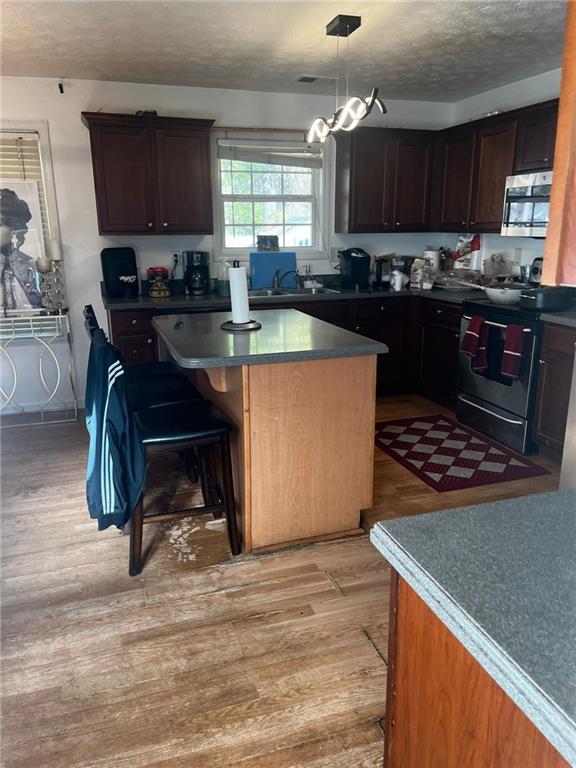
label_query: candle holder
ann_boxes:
[220,319,262,332]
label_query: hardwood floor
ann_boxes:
[0,395,559,767]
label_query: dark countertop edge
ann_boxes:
[369,523,576,766]
[102,288,475,311]
[540,312,576,329]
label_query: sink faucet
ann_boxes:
[272,268,299,290]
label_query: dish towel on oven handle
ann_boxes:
[501,324,525,379]
[460,315,488,373]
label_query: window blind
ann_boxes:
[0,132,50,249]
[217,139,323,169]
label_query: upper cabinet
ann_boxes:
[82,112,215,235]
[335,128,433,234]
[435,129,476,231]
[513,102,558,173]
[469,119,517,232]
[336,99,559,235]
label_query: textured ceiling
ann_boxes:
[0,0,567,101]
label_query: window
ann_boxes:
[0,129,53,250]
[216,137,322,251]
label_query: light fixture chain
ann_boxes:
[346,27,350,102]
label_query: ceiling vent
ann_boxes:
[298,76,318,83]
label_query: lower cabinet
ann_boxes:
[350,298,409,394]
[417,300,461,409]
[533,323,576,456]
[116,333,156,365]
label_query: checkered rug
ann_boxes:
[375,414,548,492]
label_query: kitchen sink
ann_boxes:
[247,289,285,297]
[281,288,341,295]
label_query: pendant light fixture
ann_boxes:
[307,15,386,144]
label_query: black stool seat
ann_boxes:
[135,400,232,445]
[126,360,182,381]
[126,373,202,412]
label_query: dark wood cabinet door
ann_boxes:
[116,333,157,366]
[514,104,558,172]
[348,130,395,232]
[155,128,213,234]
[437,130,476,230]
[353,318,407,394]
[533,324,576,455]
[470,121,517,232]
[89,125,157,234]
[420,322,461,408]
[392,134,432,231]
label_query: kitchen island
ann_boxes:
[370,491,576,768]
[154,309,387,552]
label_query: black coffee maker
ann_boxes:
[339,248,371,290]
[183,251,210,295]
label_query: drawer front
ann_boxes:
[422,300,461,328]
[116,333,156,365]
[352,297,408,321]
[542,323,576,358]
[110,310,154,336]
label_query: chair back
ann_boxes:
[83,304,100,341]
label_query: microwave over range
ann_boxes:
[501,171,552,238]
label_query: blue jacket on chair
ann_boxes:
[85,329,146,530]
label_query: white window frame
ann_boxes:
[211,130,329,261]
[0,120,62,246]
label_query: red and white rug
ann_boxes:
[375,414,549,492]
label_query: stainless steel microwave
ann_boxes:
[501,171,552,237]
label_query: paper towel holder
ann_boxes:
[221,319,262,332]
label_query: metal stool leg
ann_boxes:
[129,495,144,576]
[220,434,241,556]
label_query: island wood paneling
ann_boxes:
[543,0,576,286]
[248,356,376,549]
[385,575,569,768]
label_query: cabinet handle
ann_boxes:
[354,325,360,331]
[131,319,137,325]
[470,221,476,225]
[455,332,460,339]
[436,308,443,314]
[384,221,389,227]
[147,222,153,228]
[163,222,168,228]
[395,221,400,226]
[461,220,466,225]
[544,157,550,162]
[147,338,153,344]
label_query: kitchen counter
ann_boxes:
[156,309,381,554]
[370,490,576,766]
[542,309,576,329]
[152,309,388,368]
[102,284,477,311]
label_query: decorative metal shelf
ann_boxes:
[0,313,78,427]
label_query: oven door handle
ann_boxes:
[457,395,525,425]
[462,315,533,333]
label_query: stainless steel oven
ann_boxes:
[501,171,552,237]
[457,301,542,453]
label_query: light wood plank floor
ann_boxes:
[0,395,559,767]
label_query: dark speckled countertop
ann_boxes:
[153,308,388,368]
[370,490,576,766]
[102,285,477,311]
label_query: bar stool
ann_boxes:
[83,305,202,411]
[130,400,241,575]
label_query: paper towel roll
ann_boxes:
[229,266,250,324]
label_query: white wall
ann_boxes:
[0,72,560,399]
[452,69,562,124]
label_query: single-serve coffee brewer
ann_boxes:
[183,251,210,295]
